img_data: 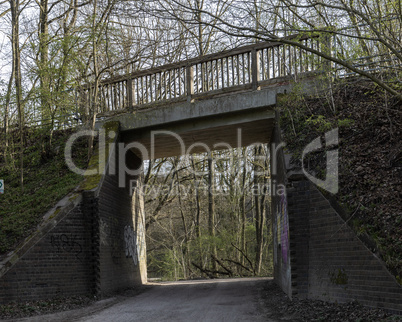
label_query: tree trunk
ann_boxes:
[208,153,217,275]
[10,0,24,193]
[254,145,264,274]
[3,68,14,167]
[175,162,190,279]
[240,148,247,270]
[39,0,50,125]
[88,0,99,159]
[191,156,203,268]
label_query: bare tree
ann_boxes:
[8,0,25,191]
[3,65,14,167]
[207,153,218,274]
[164,0,402,99]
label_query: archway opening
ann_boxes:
[142,144,273,281]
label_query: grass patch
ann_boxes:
[0,128,88,255]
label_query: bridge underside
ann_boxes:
[106,88,282,159]
[121,114,274,159]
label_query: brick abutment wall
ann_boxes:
[97,149,146,297]
[289,179,402,313]
[272,111,402,314]
[0,196,94,303]
[0,122,146,304]
[270,111,292,298]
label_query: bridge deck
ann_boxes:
[91,34,324,159]
[102,79,317,159]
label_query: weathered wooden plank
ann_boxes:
[186,66,194,100]
[252,49,260,90]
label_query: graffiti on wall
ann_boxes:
[124,225,138,265]
[99,219,109,246]
[276,193,289,264]
[124,223,145,266]
[50,234,82,261]
[110,217,122,264]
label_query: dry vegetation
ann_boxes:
[280,78,402,282]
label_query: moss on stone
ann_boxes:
[9,254,19,265]
[329,268,348,285]
[68,194,79,202]
[48,208,61,220]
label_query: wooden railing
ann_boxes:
[79,34,325,116]
[4,30,400,131]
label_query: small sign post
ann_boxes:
[0,180,4,194]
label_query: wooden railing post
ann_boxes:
[251,49,260,90]
[127,78,134,108]
[186,65,194,102]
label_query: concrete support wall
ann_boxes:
[131,168,147,283]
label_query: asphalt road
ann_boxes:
[75,277,274,322]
